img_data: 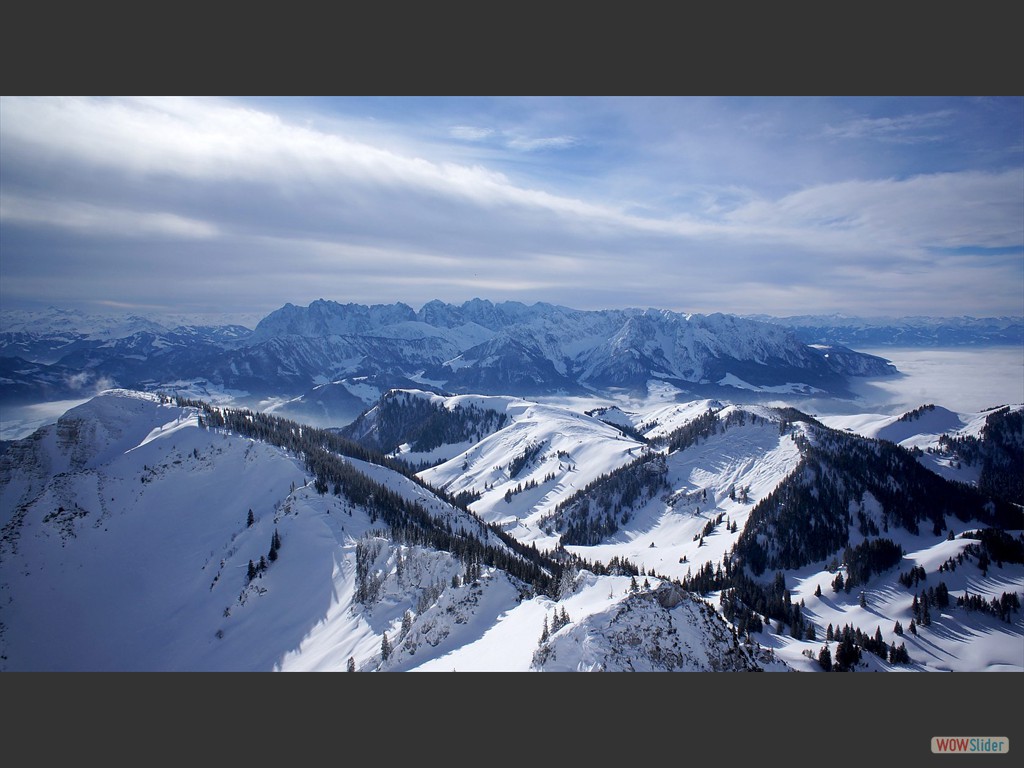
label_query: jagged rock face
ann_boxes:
[250,299,418,341]
[533,583,786,672]
[654,581,687,609]
[248,300,895,396]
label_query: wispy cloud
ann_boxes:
[722,170,1024,253]
[449,125,494,141]
[506,134,578,152]
[822,110,955,144]
[0,194,220,239]
[449,122,577,152]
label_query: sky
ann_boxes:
[1,96,1021,323]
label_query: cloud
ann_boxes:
[450,125,494,141]
[449,123,577,152]
[1,96,1020,319]
[721,170,1024,254]
[64,371,116,394]
[0,194,220,239]
[506,135,578,151]
[0,98,603,225]
[822,110,956,144]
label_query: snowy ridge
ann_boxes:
[556,406,806,577]
[414,393,647,545]
[819,402,1024,489]
[0,390,533,670]
[2,388,1020,672]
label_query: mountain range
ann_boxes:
[1,387,1020,671]
[1,300,1020,672]
[1,300,902,425]
[748,313,1024,347]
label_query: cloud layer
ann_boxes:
[1,96,1021,320]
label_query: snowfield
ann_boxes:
[1,388,1020,672]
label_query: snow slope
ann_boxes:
[0,390,517,670]
[2,389,1020,672]
[819,403,1023,487]
[564,407,805,582]
[415,392,647,547]
[0,390,802,672]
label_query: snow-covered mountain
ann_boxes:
[2,388,1021,672]
[2,297,1021,674]
[1,300,897,421]
[0,390,788,671]
[0,390,554,670]
[0,307,251,366]
[822,403,1024,506]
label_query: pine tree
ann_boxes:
[859,591,867,608]
[978,550,990,575]
[401,610,413,638]
[347,657,356,672]
[818,644,832,671]
[247,559,256,582]
[380,632,391,662]
[834,636,861,671]
[892,642,910,664]
[247,509,254,528]
[814,583,822,597]
[893,620,903,636]
[539,616,549,645]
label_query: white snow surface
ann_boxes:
[415,392,646,547]
[1,388,1021,672]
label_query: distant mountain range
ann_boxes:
[1,300,906,420]
[747,314,1024,347]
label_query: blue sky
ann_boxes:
[1,96,1021,322]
